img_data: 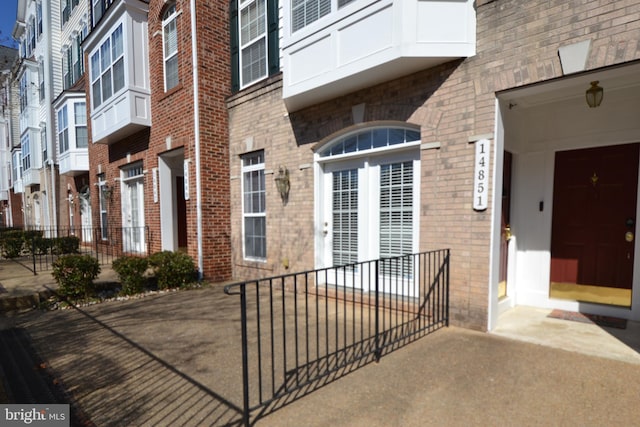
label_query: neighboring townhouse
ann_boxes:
[227,0,640,330]
[12,0,62,233]
[0,46,20,228]
[0,46,22,227]
[53,0,92,241]
[84,0,232,281]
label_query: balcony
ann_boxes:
[90,88,150,145]
[282,0,476,111]
[84,0,150,145]
[22,168,40,187]
[59,149,89,176]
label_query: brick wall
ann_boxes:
[85,0,232,281]
[227,0,640,330]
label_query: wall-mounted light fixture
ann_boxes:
[586,81,603,108]
[274,166,290,205]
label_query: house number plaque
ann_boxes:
[473,139,490,211]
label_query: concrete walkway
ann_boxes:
[1,259,640,425]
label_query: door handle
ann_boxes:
[625,231,634,242]
[504,225,512,242]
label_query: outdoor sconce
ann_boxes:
[586,81,603,108]
[274,166,290,205]
[102,184,113,201]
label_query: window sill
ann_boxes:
[158,83,184,102]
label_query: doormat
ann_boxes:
[548,309,627,329]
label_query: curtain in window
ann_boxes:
[163,8,178,90]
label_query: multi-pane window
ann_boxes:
[36,2,43,36]
[41,128,47,162]
[239,0,267,88]
[242,151,266,260]
[12,151,21,183]
[98,173,108,239]
[57,106,69,153]
[291,0,355,32]
[231,0,278,92]
[28,17,36,52]
[19,74,28,112]
[162,4,179,91]
[38,62,45,101]
[90,24,124,109]
[64,28,87,89]
[61,0,70,24]
[92,0,115,27]
[21,135,31,172]
[75,103,87,148]
[291,0,330,32]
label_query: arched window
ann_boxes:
[162,3,179,91]
[318,127,420,158]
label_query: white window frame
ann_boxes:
[98,173,108,240]
[36,2,43,37]
[21,134,31,172]
[239,0,268,88]
[74,102,87,148]
[57,105,69,154]
[162,3,179,91]
[90,23,125,110]
[12,151,22,183]
[241,151,267,261]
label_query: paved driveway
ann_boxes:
[2,286,640,426]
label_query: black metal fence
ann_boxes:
[224,249,450,426]
[0,226,151,274]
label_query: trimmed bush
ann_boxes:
[0,234,24,258]
[52,236,80,255]
[51,255,101,299]
[148,251,197,289]
[29,236,53,255]
[112,256,149,295]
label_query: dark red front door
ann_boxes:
[550,144,639,289]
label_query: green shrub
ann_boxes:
[52,236,80,255]
[28,236,53,255]
[112,256,149,295]
[1,234,24,258]
[148,251,197,289]
[51,255,101,299]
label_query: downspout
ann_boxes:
[43,0,57,233]
[190,0,203,278]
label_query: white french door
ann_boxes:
[79,192,93,243]
[122,175,145,253]
[319,151,420,295]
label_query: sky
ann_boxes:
[0,0,18,49]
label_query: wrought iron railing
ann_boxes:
[0,226,150,274]
[224,249,450,426]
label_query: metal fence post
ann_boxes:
[374,260,380,362]
[239,283,251,427]
[31,235,37,275]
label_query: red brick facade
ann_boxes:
[86,0,232,281]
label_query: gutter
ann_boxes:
[190,0,203,278]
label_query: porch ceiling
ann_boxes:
[497,61,640,109]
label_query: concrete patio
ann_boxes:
[1,259,640,425]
